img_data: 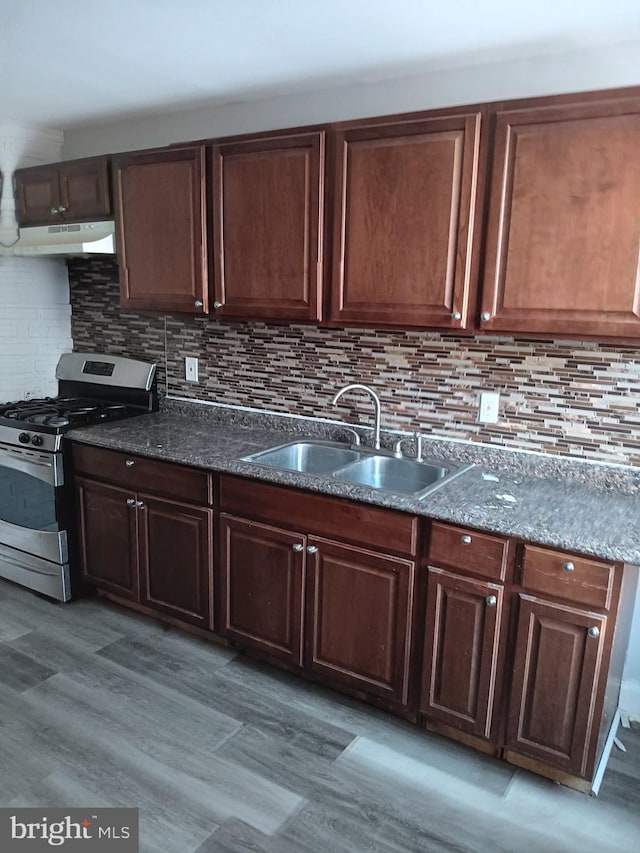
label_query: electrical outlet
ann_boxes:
[185,357,199,383]
[479,391,500,424]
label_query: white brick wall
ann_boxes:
[0,257,72,401]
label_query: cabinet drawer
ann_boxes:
[521,545,616,611]
[428,522,511,581]
[219,475,418,556]
[72,444,212,505]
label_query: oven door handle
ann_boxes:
[0,446,63,487]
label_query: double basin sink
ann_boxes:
[242,439,472,500]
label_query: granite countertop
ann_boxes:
[67,402,640,566]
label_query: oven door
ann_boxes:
[0,443,68,564]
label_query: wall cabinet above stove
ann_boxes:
[14,156,112,227]
[113,145,208,314]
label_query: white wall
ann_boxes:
[0,257,72,401]
[63,37,640,158]
[620,573,640,720]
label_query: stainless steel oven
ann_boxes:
[0,352,157,602]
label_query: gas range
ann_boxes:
[0,352,158,602]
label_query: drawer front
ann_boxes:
[219,475,418,556]
[428,521,510,581]
[72,444,212,505]
[521,544,616,610]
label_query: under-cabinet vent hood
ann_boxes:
[4,220,116,257]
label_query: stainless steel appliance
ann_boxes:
[0,352,157,601]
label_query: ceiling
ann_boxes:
[3,0,640,129]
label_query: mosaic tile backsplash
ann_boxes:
[68,258,640,467]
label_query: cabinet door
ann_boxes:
[330,112,484,329]
[420,567,504,740]
[58,157,111,221]
[219,514,305,666]
[505,595,607,779]
[481,96,640,338]
[211,131,324,320]
[139,494,213,629]
[305,537,414,703]
[75,477,138,600]
[14,166,60,226]
[114,146,207,313]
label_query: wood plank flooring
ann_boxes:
[0,578,638,853]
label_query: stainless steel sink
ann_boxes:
[243,440,362,474]
[331,454,449,495]
[243,438,473,499]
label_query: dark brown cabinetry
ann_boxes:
[74,445,213,628]
[211,131,325,320]
[14,157,111,227]
[219,475,417,706]
[113,146,208,314]
[504,543,627,790]
[330,111,485,330]
[219,514,305,666]
[419,522,511,746]
[480,92,640,338]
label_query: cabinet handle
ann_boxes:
[126,497,136,506]
[451,311,462,321]
[194,300,203,308]
[50,206,60,215]
[486,595,497,607]
[58,205,67,214]
[306,545,318,554]
[292,543,303,552]
[562,561,575,572]
[588,626,600,639]
[136,500,145,509]
[460,535,472,545]
[213,301,223,309]
[125,459,135,467]
[480,312,491,322]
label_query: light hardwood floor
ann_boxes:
[0,578,638,853]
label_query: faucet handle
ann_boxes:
[394,432,423,461]
[340,427,361,446]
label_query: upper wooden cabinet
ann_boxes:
[329,111,485,330]
[14,156,111,227]
[113,146,208,314]
[480,93,640,338]
[210,131,325,321]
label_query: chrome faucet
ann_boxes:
[332,384,382,450]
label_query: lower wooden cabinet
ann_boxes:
[419,566,504,740]
[74,446,214,629]
[219,514,305,666]
[306,537,413,704]
[218,477,417,707]
[76,478,139,601]
[505,594,608,780]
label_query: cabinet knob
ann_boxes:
[213,301,223,310]
[292,543,303,552]
[588,626,600,639]
[136,500,145,509]
[460,535,472,545]
[480,312,491,322]
[486,595,497,607]
[125,459,135,468]
[562,561,575,572]
[451,311,462,321]
[50,206,59,215]
[194,299,203,308]
[58,205,67,214]
[126,497,136,506]
[306,545,318,554]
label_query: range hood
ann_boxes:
[1,220,116,257]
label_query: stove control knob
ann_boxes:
[30,434,44,447]
[18,432,31,444]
